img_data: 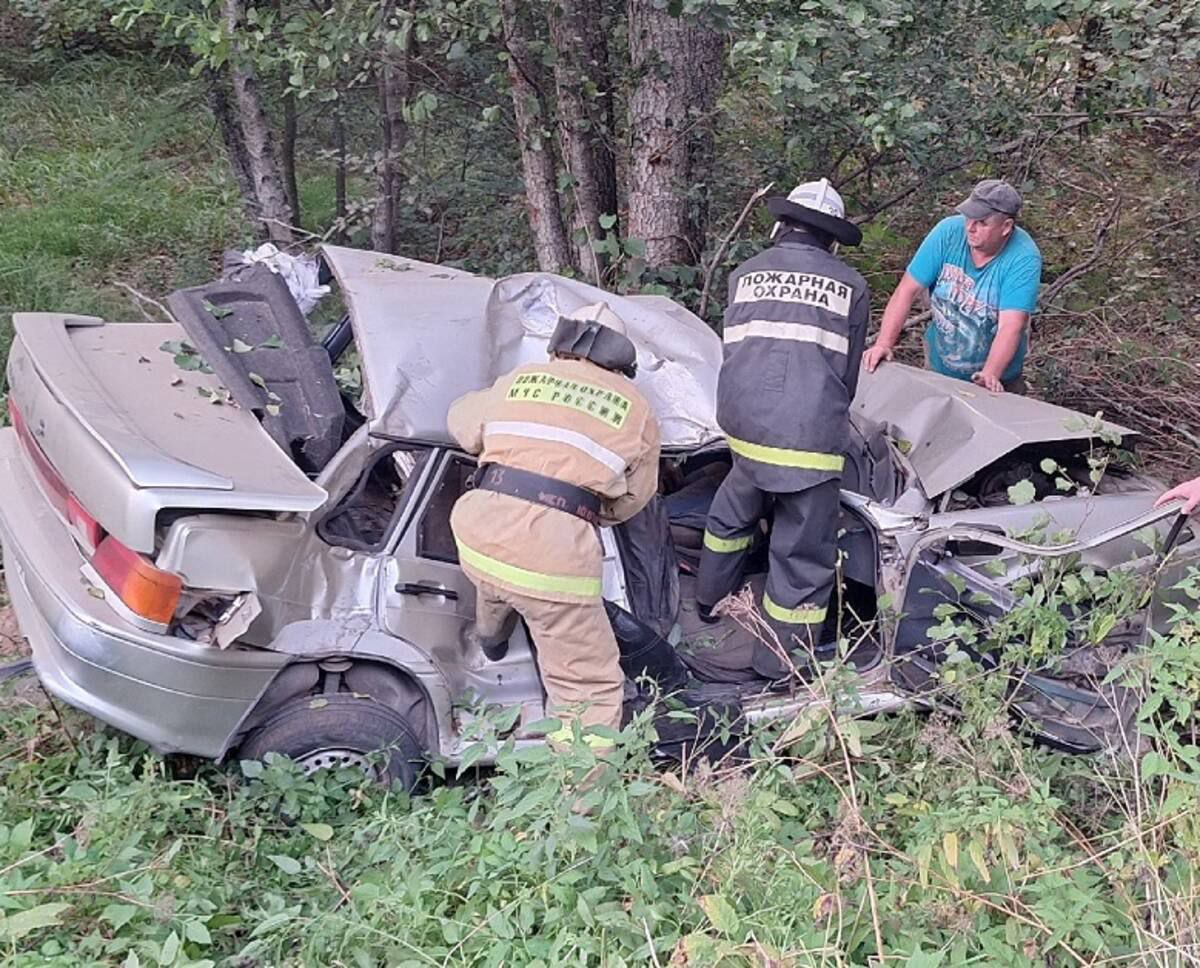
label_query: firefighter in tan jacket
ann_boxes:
[448,302,661,745]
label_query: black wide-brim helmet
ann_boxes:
[548,301,638,379]
[766,178,863,247]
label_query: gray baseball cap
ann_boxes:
[956,179,1022,219]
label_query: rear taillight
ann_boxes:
[9,401,69,517]
[10,399,183,628]
[66,495,104,555]
[92,537,183,627]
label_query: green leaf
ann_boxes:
[599,213,617,230]
[942,831,959,869]
[0,903,72,940]
[158,930,180,966]
[259,335,284,349]
[184,919,212,945]
[967,839,990,882]
[1007,479,1037,505]
[700,894,741,936]
[101,903,140,931]
[202,299,232,319]
[239,759,264,778]
[301,822,334,842]
[11,817,33,851]
[268,854,302,875]
[1039,457,1058,474]
[230,338,254,353]
[1141,750,1170,778]
[248,372,268,389]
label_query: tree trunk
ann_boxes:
[203,67,258,224]
[334,103,348,244]
[499,0,573,273]
[627,0,724,267]
[222,0,294,244]
[282,92,301,227]
[371,55,409,254]
[548,0,617,283]
[684,25,725,260]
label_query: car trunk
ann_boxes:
[5,312,326,629]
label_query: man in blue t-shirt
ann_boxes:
[863,179,1042,393]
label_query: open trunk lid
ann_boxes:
[6,313,326,553]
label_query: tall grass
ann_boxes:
[0,55,247,396]
[1,578,1199,965]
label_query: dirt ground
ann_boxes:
[0,572,29,661]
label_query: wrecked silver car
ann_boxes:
[1,245,1195,785]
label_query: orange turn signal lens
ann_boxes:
[91,536,183,626]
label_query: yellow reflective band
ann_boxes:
[506,372,631,429]
[456,541,602,598]
[763,591,827,625]
[726,435,845,472]
[703,531,753,554]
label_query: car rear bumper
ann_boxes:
[0,430,288,757]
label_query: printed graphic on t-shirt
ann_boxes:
[929,265,999,376]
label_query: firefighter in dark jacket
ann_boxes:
[696,179,871,679]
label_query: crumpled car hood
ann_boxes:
[852,363,1134,497]
[323,244,1133,494]
[321,245,723,448]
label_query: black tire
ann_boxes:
[238,693,425,790]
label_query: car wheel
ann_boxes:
[238,693,425,790]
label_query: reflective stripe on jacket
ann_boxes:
[448,357,661,604]
[716,232,870,491]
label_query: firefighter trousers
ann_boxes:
[472,580,624,743]
[696,461,841,678]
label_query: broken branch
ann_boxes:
[1039,195,1123,308]
[698,182,773,320]
[114,281,176,324]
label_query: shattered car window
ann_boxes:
[318,444,432,552]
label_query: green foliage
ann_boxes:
[3,578,1200,964]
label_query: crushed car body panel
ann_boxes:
[320,244,723,448]
[7,314,326,553]
[0,433,288,756]
[852,363,1134,498]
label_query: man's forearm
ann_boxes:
[980,320,1025,379]
[874,287,916,348]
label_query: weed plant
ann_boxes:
[1,568,1199,965]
